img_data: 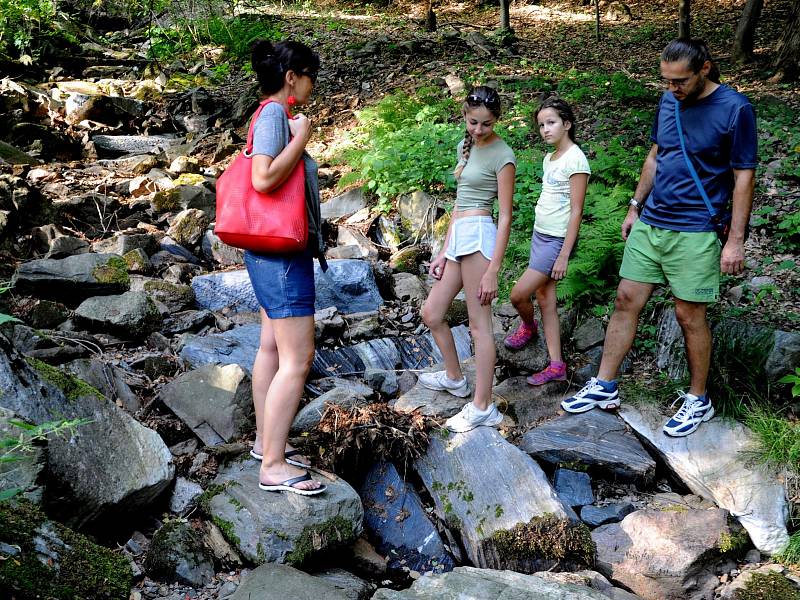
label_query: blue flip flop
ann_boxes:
[258,472,326,496]
[250,448,311,468]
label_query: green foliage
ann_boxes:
[148,15,283,62]
[337,89,461,212]
[556,68,654,105]
[743,407,800,473]
[0,418,92,501]
[554,184,629,306]
[490,514,595,567]
[0,0,55,57]
[0,281,19,327]
[718,528,750,554]
[775,531,800,567]
[778,367,800,397]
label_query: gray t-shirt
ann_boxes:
[251,102,323,256]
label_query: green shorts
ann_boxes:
[620,220,720,303]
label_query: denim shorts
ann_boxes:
[444,216,497,262]
[244,249,316,319]
[528,230,567,276]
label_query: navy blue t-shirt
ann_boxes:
[640,86,757,232]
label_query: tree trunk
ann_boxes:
[425,0,437,32]
[772,0,800,82]
[595,0,601,41]
[678,0,690,39]
[499,0,511,31]
[733,0,763,63]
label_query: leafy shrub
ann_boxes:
[337,90,461,211]
[0,0,56,57]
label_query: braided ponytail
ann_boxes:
[454,129,474,179]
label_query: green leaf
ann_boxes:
[0,488,21,501]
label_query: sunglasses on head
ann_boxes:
[466,90,500,109]
[298,69,318,83]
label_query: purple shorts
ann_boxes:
[528,230,567,276]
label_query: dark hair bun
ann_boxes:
[251,39,276,72]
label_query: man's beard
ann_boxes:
[681,74,707,103]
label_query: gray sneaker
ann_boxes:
[445,402,503,433]
[417,370,471,398]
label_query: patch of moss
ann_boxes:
[91,256,129,287]
[719,527,750,554]
[122,249,148,272]
[196,483,228,514]
[228,497,244,512]
[662,504,689,513]
[143,280,195,305]
[211,515,241,548]
[0,500,132,599]
[173,173,205,187]
[735,571,800,600]
[490,514,595,567]
[152,188,182,212]
[284,516,356,566]
[27,357,103,401]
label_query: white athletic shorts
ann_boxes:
[444,215,496,262]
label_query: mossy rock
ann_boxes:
[142,280,195,311]
[173,173,206,187]
[284,516,357,566]
[489,514,595,569]
[143,520,214,587]
[26,357,104,401]
[91,255,130,287]
[0,500,132,599]
[152,188,183,213]
[389,246,423,274]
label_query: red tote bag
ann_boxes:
[215,99,308,253]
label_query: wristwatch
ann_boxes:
[629,198,643,213]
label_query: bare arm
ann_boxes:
[551,172,588,280]
[478,163,515,304]
[250,114,311,193]
[622,143,658,240]
[720,168,755,274]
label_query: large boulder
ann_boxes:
[144,520,215,587]
[491,376,567,428]
[291,386,370,434]
[321,188,367,221]
[0,408,45,503]
[391,360,479,418]
[592,508,738,600]
[74,290,161,338]
[0,501,133,599]
[0,334,174,528]
[619,405,790,555]
[361,461,454,574]
[191,259,383,315]
[158,364,253,446]
[519,410,656,485]
[205,459,363,565]
[61,358,140,413]
[415,427,582,572]
[372,566,612,599]
[12,253,129,303]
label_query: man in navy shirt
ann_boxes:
[562,39,757,436]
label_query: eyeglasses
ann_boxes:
[661,75,694,88]
[466,90,500,110]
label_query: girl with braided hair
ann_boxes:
[419,86,516,432]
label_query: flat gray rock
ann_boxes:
[206,459,363,565]
[580,503,636,527]
[519,409,656,485]
[12,253,129,302]
[291,387,369,433]
[415,427,576,571]
[494,333,549,372]
[391,360,478,418]
[372,566,611,599]
[158,364,253,446]
[619,405,790,555]
[230,563,349,600]
[491,376,567,427]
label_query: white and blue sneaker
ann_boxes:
[663,391,715,437]
[561,377,620,413]
[418,370,471,398]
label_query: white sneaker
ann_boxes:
[417,370,471,398]
[445,402,503,433]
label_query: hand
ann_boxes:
[621,207,639,241]
[720,239,745,274]
[429,254,447,280]
[551,255,568,280]
[288,113,312,142]
[478,271,498,305]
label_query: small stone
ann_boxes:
[744,549,761,563]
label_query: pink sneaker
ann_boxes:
[527,361,567,386]
[503,320,538,350]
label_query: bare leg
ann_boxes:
[536,279,562,363]
[510,268,550,324]
[259,316,321,491]
[421,259,464,380]
[674,299,711,396]
[597,279,655,381]
[460,252,495,410]
[251,309,277,456]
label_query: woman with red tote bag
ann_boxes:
[244,39,325,495]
